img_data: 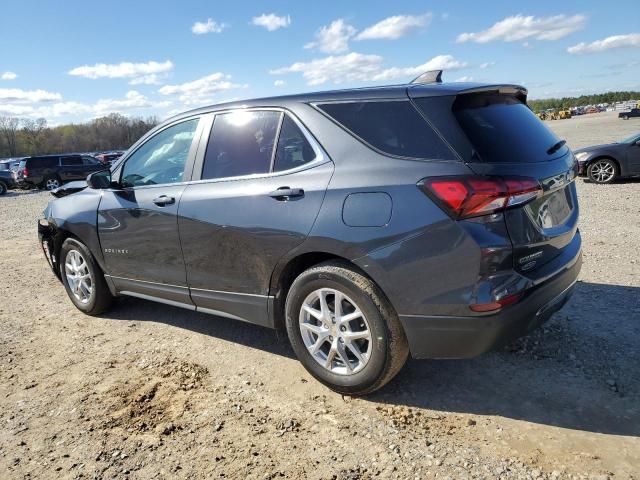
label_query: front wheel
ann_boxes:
[285,261,409,395]
[0,181,7,195]
[587,158,617,184]
[60,238,114,315]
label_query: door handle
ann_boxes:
[268,187,304,200]
[152,195,175,206]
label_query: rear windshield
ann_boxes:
[317,100,455,160]
[448,94,566,163]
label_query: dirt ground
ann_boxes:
[0,111,639,479]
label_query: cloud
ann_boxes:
[68,60,174,81]
[0,88,62,103]
[453,76,474,82]
[274,80,286,87]
[371,54,468,82]
[271,53,467,86]
[567,33,640,54]
[479,62,495,69]
[1,71,17,80]
[191,18,227,35]
[251,13,291,31]
[129,74,163,85]
[305,19,357,54]
[0,90,171,120]
[158,72,245,105]
[355,13,432,40]
[457,14,586,43]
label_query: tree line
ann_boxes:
[528,91,640,112]
[0,113,159,158]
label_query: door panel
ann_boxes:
[628,144,640,173]
[178,161,334,322]
[98,184,190,297]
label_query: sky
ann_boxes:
[0,0,639,125]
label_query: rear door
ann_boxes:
[59,156,85,181]
[412,88,580,277]
[179,109,333,325]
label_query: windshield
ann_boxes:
[619,133,640,144]
[451,94,567,163]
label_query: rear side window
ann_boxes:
[82,156,100,165]
[447,94,566,163]
[61,156,82,166]
[202,111,281,180]
[317,101,455,160]
[274,115,316,172]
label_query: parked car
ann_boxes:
[0,159,17,195]
[574,132,640,183]
[95,151,125,165]
[15,154,105,190]
[619,108,640,120]
[38,72,581,394]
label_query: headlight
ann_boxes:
[574,152,589,162]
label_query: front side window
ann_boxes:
[273,116,316,172]
[121,118,199,187]
[317,101,455,160]
[202,111,281,180]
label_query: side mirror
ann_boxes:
[86,169,114,189]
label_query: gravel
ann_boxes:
[0,111,638,479]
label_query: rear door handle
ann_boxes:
[152,195,175,206]
[268,187,304,200]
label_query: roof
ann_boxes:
[168,81,527,123]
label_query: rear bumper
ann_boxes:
[400,250,581,359]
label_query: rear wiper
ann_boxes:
[546,139,566,155]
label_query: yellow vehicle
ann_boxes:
[558,109,572,119]
[537,111,547,120]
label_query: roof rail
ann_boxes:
[410,70,443,85]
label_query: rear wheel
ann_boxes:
[60,238,114,315]
[587,158,617,184]
[285,261,408,395]
[622,115,629,120]
[43,176,61,190]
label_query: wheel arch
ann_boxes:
[586,155,621,176]
[269,251,382,333]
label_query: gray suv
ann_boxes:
[38,73,581,394]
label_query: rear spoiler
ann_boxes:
[408,83,528,103]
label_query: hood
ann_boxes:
[50,180,87,198]
[573,143,617,154]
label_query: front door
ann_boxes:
[98,116,202,305]
[178,110,333,325]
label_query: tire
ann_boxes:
[285,261,409,395]
[0,181,7,196]
[587,158,617,184]
[59,237,114,315]
[43,176,61,191]
[622,115,629,120]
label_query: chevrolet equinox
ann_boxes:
[38,72,582,394]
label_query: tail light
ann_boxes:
[22,167,29,177]
[469,292,523,313]
[419,175,541,219]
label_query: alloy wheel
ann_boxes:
[299,288,372,375]
[65,249,93,304]
[590,161,615,183]
[46,178,60,190]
